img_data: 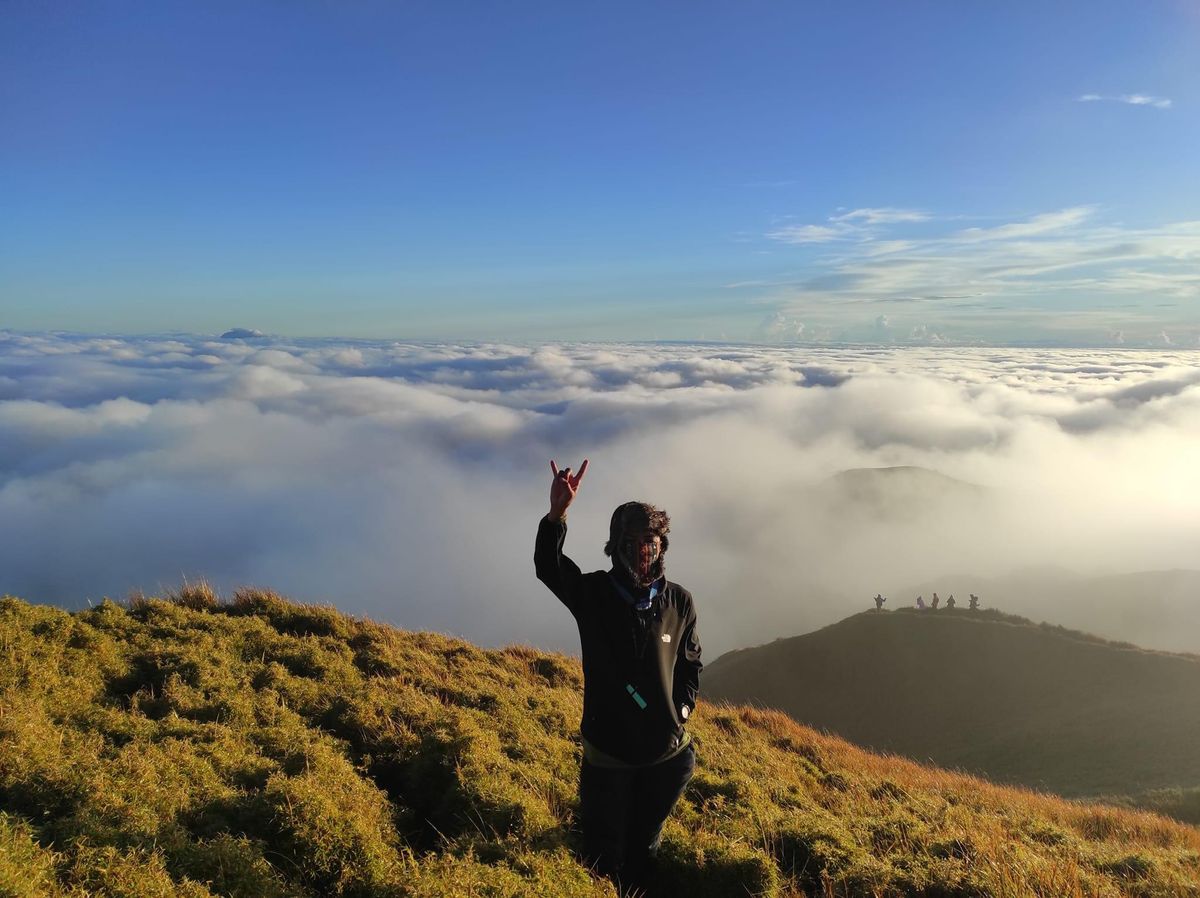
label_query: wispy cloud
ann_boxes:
[953,206,1095,242]
[1077,93,1173,109]
[830,208,930,225]
[755,206,1200,344]
[767,208,930,245]
[766,224,844,244]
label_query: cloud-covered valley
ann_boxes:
[2,331,1198,657]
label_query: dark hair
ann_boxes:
[604,501,671,558]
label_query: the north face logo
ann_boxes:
[661,634,671,643]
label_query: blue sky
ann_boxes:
[2,2,1198,345]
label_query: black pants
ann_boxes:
[578,744,696,890]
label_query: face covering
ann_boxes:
[618,531,662,588]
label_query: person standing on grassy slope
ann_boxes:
[535,458,702,894]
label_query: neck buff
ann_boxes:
[608,572,662,611]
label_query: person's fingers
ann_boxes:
[550,460,559,477]
[572,458,589,487]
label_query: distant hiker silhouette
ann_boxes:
[945,595,956,609]
[535,459,701,895]
[874,594,886,610]
[931,592,940,610]
[969,594,980,610]
[916,595,926,610]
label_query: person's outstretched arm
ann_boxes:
[534,459,588,614]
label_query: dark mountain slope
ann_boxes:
[704,609,1200,798]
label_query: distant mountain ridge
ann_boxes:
[704,608,1200,799]
[894,568,1200,655]
[810,465,986,522]
[826,465,982,496]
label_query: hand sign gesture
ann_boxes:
[548,458,588,522]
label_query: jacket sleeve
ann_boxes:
[534,515,584,615]
[673,599,702,718]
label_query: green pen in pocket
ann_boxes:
[626,683,648,709]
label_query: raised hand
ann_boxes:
[548,458,588,521]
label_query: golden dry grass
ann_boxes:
[1,591,1198,897]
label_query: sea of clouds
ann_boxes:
[2,331,1198,657]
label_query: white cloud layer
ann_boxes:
[3,332,1199,657]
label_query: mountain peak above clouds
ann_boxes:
[810,466,987,523]
[827,465,982,494]
[219,327,267,340]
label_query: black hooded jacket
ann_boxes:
[535,515,702,766]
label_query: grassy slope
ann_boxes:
[1,591,1199,898]
[703,609,1200,799]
